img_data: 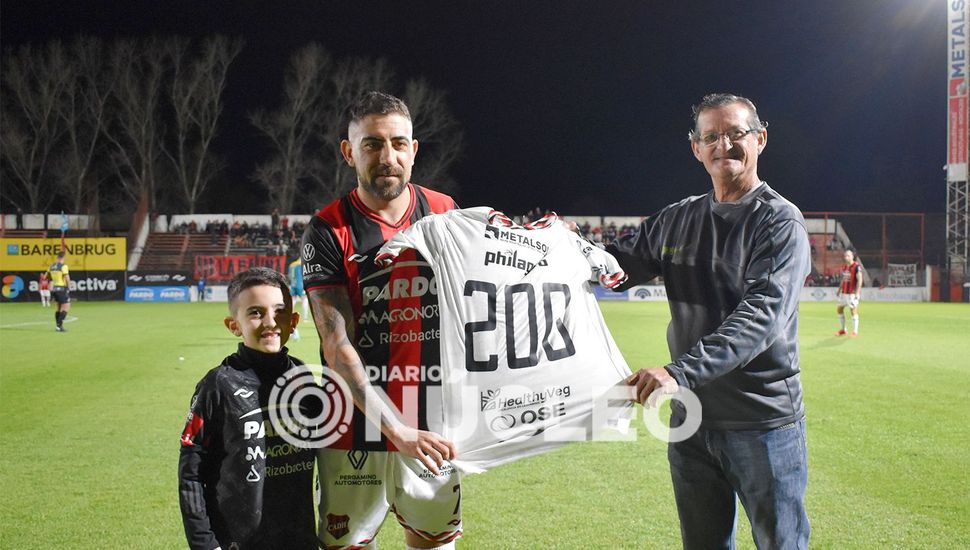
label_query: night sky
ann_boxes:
[1,0,949,216]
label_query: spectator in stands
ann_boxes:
[271,208,280,233]
[607,93,810,548]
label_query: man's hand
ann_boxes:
[387,426,457,475]
[627,367,679,407]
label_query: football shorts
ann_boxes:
[838,293,859,309]
[317,449,462,549]
[39,289,51,298]
[52,288,70,304]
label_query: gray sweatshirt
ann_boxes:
[607,183,810,430]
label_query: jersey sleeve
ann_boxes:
[568,230,629,289]
[374,215,440,267]
[605,210,666,289]
[301,216,347,290]
[178,372,222,550]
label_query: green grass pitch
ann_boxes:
[0,301,967,548]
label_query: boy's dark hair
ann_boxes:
[227,267,292,312]
[345,91,411,136]
[689,93,767,141]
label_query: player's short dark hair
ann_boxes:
[689,93,767,141]
[227,267,292,313]
[346,91,411,134]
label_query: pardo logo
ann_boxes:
[160,288,187,300]
[128,288,153,300]
[361,276,436,306]
[2,275,25,298]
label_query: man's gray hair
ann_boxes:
[689,93,767,141]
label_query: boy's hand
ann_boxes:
[388,426,457,474]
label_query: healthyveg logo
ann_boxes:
[2,275,25,298]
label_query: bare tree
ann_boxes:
[0,41,72,212]
[54,36,118,214]
[404,78,464,193]
[308,55,397,206]
[164,36,243,213]
[100,38,167,210]
[249,44,331,213]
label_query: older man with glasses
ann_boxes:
[607,93,812,549]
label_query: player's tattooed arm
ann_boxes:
[306,287,456,472]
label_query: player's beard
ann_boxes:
[361,169,409,201]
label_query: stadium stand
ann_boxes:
[137,232,229,271]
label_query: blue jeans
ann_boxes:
[667,418,810,549]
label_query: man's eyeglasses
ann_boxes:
[692,128,762,146]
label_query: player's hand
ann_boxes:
[626,367,678,408]
[388,426,457,475]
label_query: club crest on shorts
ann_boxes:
[327,513,350,539]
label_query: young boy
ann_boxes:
[178,267,318,550]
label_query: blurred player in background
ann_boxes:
[836,249,862,337]
[288,257,309,318]
[302,91,461,550]
[38,272,51,307]
[46,252,71,331]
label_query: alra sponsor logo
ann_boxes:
[361,276,436,305]
[484,249,548,273]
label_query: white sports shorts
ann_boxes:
[317,449,462,549]
[838,293,860,309]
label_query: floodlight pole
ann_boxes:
[945,0,969,302]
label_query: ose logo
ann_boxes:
[2,275,25,298]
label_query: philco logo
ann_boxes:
[484,249,547,273]
[327,514,350,539]
[2,275,24,298]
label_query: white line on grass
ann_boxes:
[0,315,79,329]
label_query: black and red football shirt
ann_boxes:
[301,183,457,451]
